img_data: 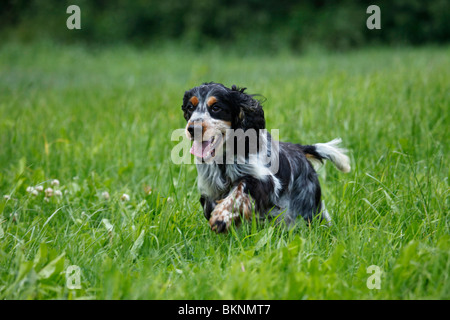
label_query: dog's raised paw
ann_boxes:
[209,205,236,233]
[210,218,228,233]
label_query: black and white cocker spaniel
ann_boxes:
[182,82,350,233]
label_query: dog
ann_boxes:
[181,82,350,233]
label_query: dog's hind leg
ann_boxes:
[320,202,332,226]
[289,172,323,225]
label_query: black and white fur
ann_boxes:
[181,82,350,233]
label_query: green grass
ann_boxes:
[0,41,448,299]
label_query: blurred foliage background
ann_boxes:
[1,0,449,51]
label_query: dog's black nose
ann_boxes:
[187,124,202,139]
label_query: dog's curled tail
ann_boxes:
[303,138,351,173]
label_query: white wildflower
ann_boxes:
[3,195,11,200]
[51,179,60,187]
[26,186,35,193]
[54,190,62,197]
[31,189,38,196]
[44,197,50,203]
[35,185,44,192]
[102,191,110,200]
[45,188,53,197]
[120,193,130,202]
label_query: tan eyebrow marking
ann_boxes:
[207,96,217,107]
[189,96,199,106]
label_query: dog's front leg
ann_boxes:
[209,181,252,233]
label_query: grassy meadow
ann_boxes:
[0,42,448,299]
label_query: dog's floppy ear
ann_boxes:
[182,90,196,121]
[231,85,265,131]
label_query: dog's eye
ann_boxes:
[187,105,196,111]
[210,105,221,112]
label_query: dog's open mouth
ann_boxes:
[190,134,223,160]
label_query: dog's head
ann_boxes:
[182,82,265,162]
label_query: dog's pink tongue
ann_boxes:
[190,140,211,158]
